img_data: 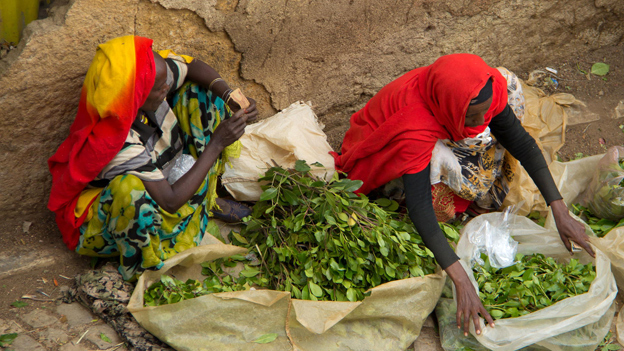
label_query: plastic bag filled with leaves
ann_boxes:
[452,212,616,351]
[128,162,450,351]
[581,146,624,221]
[571,203,624,238]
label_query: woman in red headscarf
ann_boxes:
[332,54,593,336]
[48,36,257,280]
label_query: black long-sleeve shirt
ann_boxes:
[404,104,562,269]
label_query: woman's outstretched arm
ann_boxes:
[403,168,495,336]
[489,105,594,257]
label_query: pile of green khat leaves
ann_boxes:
[571,203,624,237]
[144,160,460,306]
[474,253,596,320]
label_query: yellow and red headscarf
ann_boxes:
[48,36,156,250]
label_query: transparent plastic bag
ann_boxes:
[436,280,489,351]
[581,146,624,221]
[437,292,614,351]
[467,206,518,269]
[454,213,617,351]
[167,154,195,185]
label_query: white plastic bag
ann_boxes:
[221,101,335,201]
[467,206,518,269]
[455,213,617,351]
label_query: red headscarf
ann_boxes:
[331,54,508,194]
[47,36,156,250]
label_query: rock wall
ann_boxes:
[0,0,622,225]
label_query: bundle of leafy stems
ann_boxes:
[144,160,460,306]
[474,253,596,320]
[571,203,624,237]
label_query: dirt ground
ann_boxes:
[1,44,623,347]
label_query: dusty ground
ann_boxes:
[0,44,623,349]
[540,45,624,161]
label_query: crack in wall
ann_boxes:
[134,0,139,35]
[260,0,289,69]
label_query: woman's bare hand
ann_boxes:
[211,109,248,149]
[550,199,595,257]
[445,260,495,336]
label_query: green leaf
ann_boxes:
[240,267,261,278]
[332,179,363,192]
[0,333,18,347]
[100,333,112,343]
[490,309,504,319]
[253,333,278,344]
[10,301,27,308]
[337,212,349,222]
[309,282,323,297]
[325,214,337,225]
[374,198,392,207]
[282,189,299,205]
[231,232,249,244]
[440,223,460,242]
[379,246,389,257]
[346,288,357,302]
[387,200,399,212]
[259,187,279,201]
[295,160,311,172]
[591,62,610,76]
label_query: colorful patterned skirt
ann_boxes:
[76,83,238,280]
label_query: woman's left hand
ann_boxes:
[550,199,595,257]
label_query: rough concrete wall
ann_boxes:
[0,0,272,222]
[0,0,622,224]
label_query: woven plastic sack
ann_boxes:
[127,236,446,351]
[580,146,624,221]
[453,212,617,351]
[221,101,335,201]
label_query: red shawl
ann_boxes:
[47,36,156,250]
[331,54,508,194]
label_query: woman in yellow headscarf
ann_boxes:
[48,36,257,280]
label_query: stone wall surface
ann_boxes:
[0,0,622,224]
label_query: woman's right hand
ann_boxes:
[211,109,248,149]
[445,260,495,336]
